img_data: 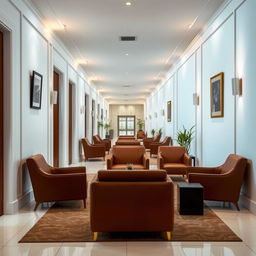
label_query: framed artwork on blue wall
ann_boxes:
[210,72,224,118]
[31,71,43,109]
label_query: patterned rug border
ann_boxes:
[19,174,242,243]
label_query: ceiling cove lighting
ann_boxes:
[187,17,198,30]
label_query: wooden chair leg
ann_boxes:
[234,202,240,211]
[93,232,98,241]
[83,199,86,208]
[34,202,39,211]
[166,232,172,241]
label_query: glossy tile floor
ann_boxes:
[1,158,256,256]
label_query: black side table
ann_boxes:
[190,155,196,167]
[177,183,204,215]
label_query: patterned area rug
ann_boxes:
[20,174,241,242]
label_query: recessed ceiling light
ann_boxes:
[125,53,129,56]
[125,2,132,6]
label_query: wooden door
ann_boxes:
[0,31,3,216]
[84,95,87,137]
[53,71,59,167]
[68,83,72,164]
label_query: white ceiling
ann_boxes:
[29,0,225,104]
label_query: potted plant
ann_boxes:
[103,123,111,139]
[158,128,163,138]
[176,125,195,154]
[137,118,145,131]
[151,129,156,137]
[126,163,134,170]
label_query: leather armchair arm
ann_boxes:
[187,167,220,175]
[157,153,164,169]
[188,172,231,185]
[183,153,192,166]
[143,153,150,169]
[107,154,113,169]
[51,166,86,174]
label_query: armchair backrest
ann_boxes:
[159,146,186,163]
[219,154,247,175]
[81,138,92,149]
[153,134,161,142]
[98,170,167,182]
[162,137,171,146]
[112,146,145,164]
[26,154,52,175]
[93,135,101,144]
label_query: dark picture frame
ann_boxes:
[210,72,224,118]
[167,101,172,122]
[30,71,43,109]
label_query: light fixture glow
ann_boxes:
[125,53,129,56]
[125,2,132,6]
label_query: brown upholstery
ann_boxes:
[157,146,191,175]
[26,154,87,211]
[90,170,174,234]
[137,130,146,139]
[118,135,136,140]
[93,135,111,152]
[150,136,172,156]
[187,154,247,209]
[143,134,161,149]
[107,145,149,169]
[81,138,105,160]
[115,139,141,145]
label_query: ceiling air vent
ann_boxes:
[120,36,137,41]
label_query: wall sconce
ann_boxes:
[193,93,199,105]
[149,115,152,120]
[161,109,165,116]
[232,78,242,96]
[50,91,58,105]
[154,112,157,118]
[91,110,94,117]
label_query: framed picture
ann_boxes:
[210,72,224,118]
[167,101,172,122]
[31,71,43,109]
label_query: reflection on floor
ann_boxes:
[0,158,256,256]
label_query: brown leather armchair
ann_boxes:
[81,138,106,161]
[137,130,146,139]
[150,136,172,156]
[143,134,161,149]
[187,154,247,210]
[26,154,87,211]
[107,145,149,169]
[115,140,141,145]
[157,146,191,175]
[93,135,111,152]
[90,170,174,241]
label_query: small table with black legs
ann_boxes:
[177,183,204,215]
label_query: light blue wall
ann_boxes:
[145,0,256,213]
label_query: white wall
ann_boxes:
[0,0,108,213]
[109,104,144,139]
[146,0,256,213]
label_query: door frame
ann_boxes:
[117,115,136,136]
[0,30,3,215]
[53,71,60,167]
[68,82,73,164]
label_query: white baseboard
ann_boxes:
[5,190,34,214]
[240,194,256,214]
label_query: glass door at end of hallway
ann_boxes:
[118,116,135,136]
